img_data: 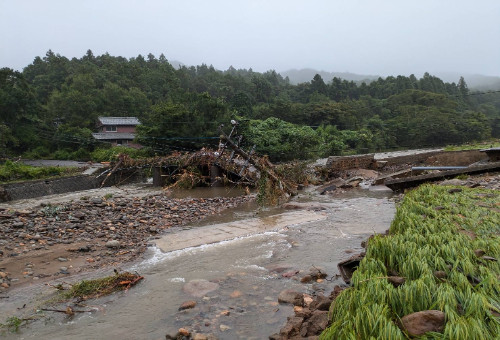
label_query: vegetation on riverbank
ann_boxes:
[320,184,500,339]
[0,161,78,183]
[444,139,500,151]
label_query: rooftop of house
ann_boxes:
[97,117,140,126]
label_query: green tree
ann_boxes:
[243,117,319,161]
[0,68,45,155]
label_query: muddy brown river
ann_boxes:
[1,186,395,339]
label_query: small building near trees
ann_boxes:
[92,117,142,148]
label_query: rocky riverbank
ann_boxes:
[0,192,254,293]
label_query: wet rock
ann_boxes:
[337,252,365,284]
[294,307,312,318]
[302,310,329,336]
[178,300,197,311]
[90,197,103,205]
[400,310,446,337]
[78,245,92,252]
[183,279,219,297]
[388,276,406,287]
[474,249,486,257]
[282,270,299,278]
[178,328,190,337]
[12,222,24,228]
[300,275,313,283]
[219,324,231,332]
[105,240,121,248]
[308,266,327,280]
[319,185,336,195]
[303,294,313,307]
[309,294,332,311]
[433,271,447,279]
[278,289,304,306]
[279,316,304,337]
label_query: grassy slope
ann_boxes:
[0,161,79,183]
[321,184,500,339]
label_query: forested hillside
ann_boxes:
[1,50,500,162]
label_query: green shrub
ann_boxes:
[69,148,91,161]
[23,146,51,159]
[53,149,71,160]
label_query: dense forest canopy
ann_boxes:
[1,50,500,161]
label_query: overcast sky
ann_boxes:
[1,0,499,77]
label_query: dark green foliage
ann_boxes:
[1,50,499,161]
[243,118,320,161]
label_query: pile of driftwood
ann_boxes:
[101,126,300,205]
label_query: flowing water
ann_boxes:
[2,186,395,340]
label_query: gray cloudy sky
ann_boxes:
[1,0,499,77]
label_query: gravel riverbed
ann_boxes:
[0,192,254,292]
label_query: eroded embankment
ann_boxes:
[320,184,500,339]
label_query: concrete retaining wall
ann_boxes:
[326,154,375,171]
[0,170,143,202]
[324,150,487,172]
[379,150,486,167]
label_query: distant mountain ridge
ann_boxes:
[434,72,500,91]
[279,68,380,85]
[280,68,500,91]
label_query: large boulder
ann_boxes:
[301,310,329,336]
[278,289,304,306]
[401,310,446,336]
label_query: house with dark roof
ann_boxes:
[92,117,142,148]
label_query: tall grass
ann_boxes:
[320,184,500,339]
